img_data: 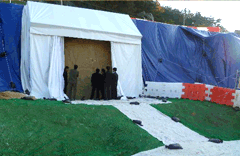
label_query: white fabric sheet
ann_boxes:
[111,42,143,97]
[27,1,142,44]
[29,34,65,100]
[48,36,65,100]
[20,6,31,92]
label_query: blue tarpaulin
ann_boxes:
[0,3,24,92]
[132,19,240,89]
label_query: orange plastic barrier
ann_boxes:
[181,83,190,99]
[182,83,208,101]
[210,87,235,106]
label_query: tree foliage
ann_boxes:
[29,0,228,32]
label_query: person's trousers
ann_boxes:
[68,82,77,100]
[90,86,100,99]
[104,84,111,100]
[111,85,117,99]
[100,85,105,99]
[64,83,68,94]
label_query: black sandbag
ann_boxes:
[10,82,16,89]
[208,138,223,143]
[62,99,71,104]
[132,120,143,126]
[233,107,240,111]
[21,96,35,100]
[130,102,140,105]
[116,96,122,100]
[49,98,57,101]
[25,89,30,95]
[156,96,163,100]
[0,52,7,57]
[146,95,155,98]
[162,98,167,102]
[165,143,183,149]
[171,116,180,122]
[127,96,136,99]
[43,97,57,101]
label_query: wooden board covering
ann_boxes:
[64,37,111,99]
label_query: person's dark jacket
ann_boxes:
[102,72,106,86]
[91,73,102,88]
[112,72,118,86]
[105,71,112,86]
[63,70,68,85]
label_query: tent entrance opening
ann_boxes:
[64,37,111,100]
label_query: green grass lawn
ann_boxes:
[152,99,240,141]
[0,99,163,156]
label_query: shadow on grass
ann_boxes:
[0,99,163,155]
[151,98,240,141]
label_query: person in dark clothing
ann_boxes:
[90,68,102,100]
[101,68,106,100]
[105,66,112,100]
[63,66,69,94]
[111,67,118,99]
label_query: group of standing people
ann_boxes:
[90,66,118,100]
[63,65,118,100]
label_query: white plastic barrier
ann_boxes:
[233,90,240,108]
[205,84,215,101]
[143,82,240,107]
[143,81,184,98]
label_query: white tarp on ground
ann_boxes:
[72,98,240,156]
[134,141,240,156]
[72,98,207,145]
[21,1,142,100]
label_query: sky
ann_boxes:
[158,1,240,32]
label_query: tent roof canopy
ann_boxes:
[26,1,142,44]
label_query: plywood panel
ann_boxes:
[64,37,111,99]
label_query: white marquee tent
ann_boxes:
[21,1,143,100]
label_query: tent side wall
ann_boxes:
[111,42,143,97]
[29,34,65,99]
[21,5,31,93]
[0,3,24,92]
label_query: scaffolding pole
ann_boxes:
[235,70,239,89]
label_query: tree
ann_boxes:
[40,0,227,32]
